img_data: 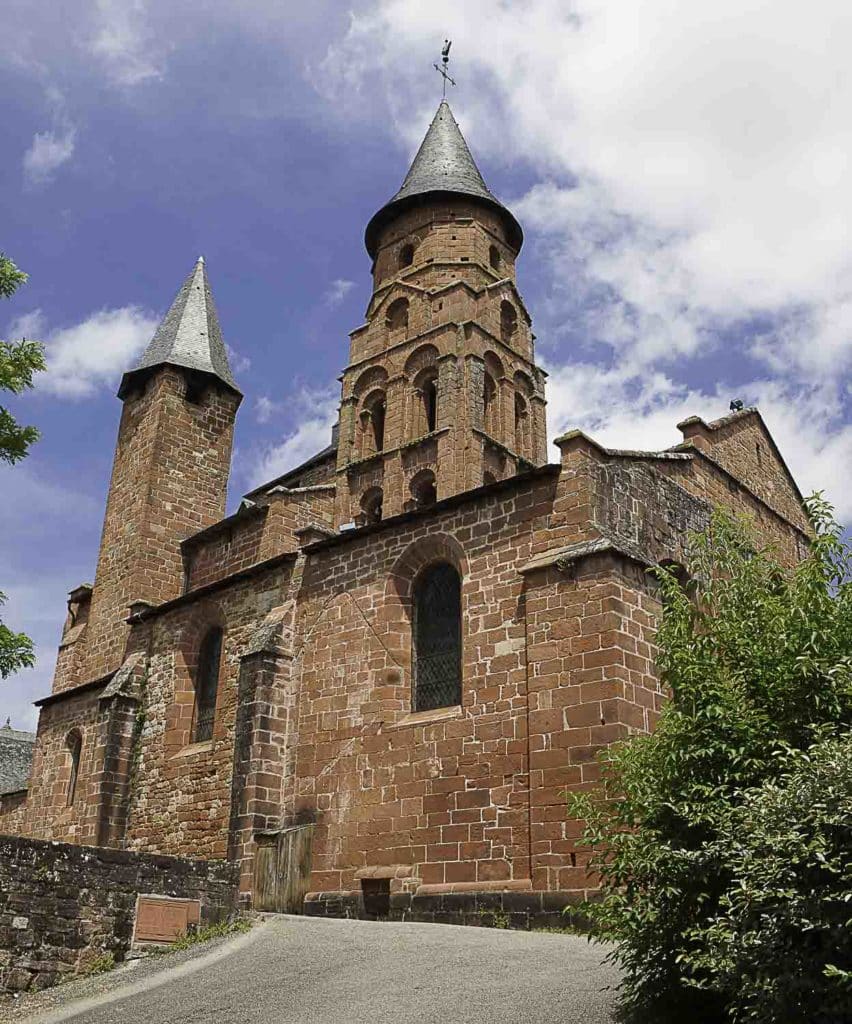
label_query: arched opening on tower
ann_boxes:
[386,297,409,332]
[483,373,497,435]
[489,245,501,272]
[413,369,438,435]
[500,300,518,343]
[361,391,386,454]
[360,487,383,525]
[399,243,414,269]
[514,393,529,458]
[410,469,437,510]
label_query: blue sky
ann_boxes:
[2,0,851,730]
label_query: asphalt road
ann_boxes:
[26,916,620,1024]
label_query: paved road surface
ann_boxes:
[28,916,619,1024]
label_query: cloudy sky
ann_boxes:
[2,0,850,729]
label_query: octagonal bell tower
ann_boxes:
[335,100,548,527]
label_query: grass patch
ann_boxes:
[81,952,116,976]
[169,916,253,952]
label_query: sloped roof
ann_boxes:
[118,257,240,398]
[365,100,523,258]
[0,720,34,795]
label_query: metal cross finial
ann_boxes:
[433,39,456,98]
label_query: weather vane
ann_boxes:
[434,39,456,98]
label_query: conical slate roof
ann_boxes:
[118,257,240,399]
[364,100,523,258]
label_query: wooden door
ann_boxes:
[252,824,314,913]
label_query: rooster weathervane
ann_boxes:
[434,39,456,98]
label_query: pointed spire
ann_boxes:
[118,257,240,399]
[365,100,523,258]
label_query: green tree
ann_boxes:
[570,497,852,1022]
[0,252,46,678]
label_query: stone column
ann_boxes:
[227,617,297,905]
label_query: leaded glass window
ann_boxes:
[193,627,222,742]
[413,563,462,711]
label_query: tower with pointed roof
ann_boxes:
[73,258,242,685]
[335,100,547,526]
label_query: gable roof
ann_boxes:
[0,720,35,795]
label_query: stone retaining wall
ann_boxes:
[305,887,588,931]
[0,835,237,993]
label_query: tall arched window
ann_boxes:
[514,393,528,456]
[361,391,386,455]
[193,627,223,743]
[423,374,437,432]
[489,245,501,271]
[399,243,414,269]
[413,562,462,711]
[66,730,82,806]
[483,373,497,434]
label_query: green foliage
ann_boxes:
[80,951,116,976]
[168,916,252,952]
[1,251,45,680]
[0,592,35,678]
[569,496,852,1023]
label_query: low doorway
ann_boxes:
[252,824,315,913]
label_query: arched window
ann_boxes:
[386,297,409,332]
[483,373,497,434]
[489,245,501,271]
[423,374,437,433]
[66,730,82,806]
[500,300,518,342]
[514,393,528,456]
[399,243,414,269]
[361,391,386,454]
[360,488,383,525]
[410,469,437,509]
[413,563,462,711]
[193,627,223,743]
[413,369,438,436]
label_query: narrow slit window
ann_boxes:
[66,730,82,806]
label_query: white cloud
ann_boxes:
[226,344,251,375]
[248,387,338,487]
[323,0,851,522]
[255,396,282,424]
[22,87,77,187]
[8,306,158,398]
[22,125,76,186]
[89,0,163,86]
[324,278,355,307]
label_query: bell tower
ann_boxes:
[72,258,242,685]
[335,100,547,527]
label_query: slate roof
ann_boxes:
[365,100,523,258]
[118,257,240,398]
[0,720,35,795]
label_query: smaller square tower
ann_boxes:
[63,259,242,690]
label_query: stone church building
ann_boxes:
[1,101,811,920]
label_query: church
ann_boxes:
[0,100,811,922]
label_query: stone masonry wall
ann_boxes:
[0,835,236,993]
